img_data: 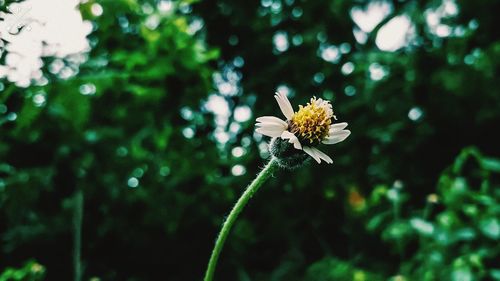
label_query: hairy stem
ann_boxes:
[204,157,278,281]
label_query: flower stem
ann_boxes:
[204,157,278,281]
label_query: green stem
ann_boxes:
[73,188,83,281]
[392,193,404,261]
[204,157,278,281]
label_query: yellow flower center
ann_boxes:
[290,97,333,144]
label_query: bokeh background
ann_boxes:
[1,0,500,280]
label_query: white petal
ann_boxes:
[303,146,321,163]
[256,124,287,132]
[274,92,294,120]
[256,123,288,132]
[329,122,348,133]
[322,130,351,145]
[280,131,302,150]
[310,147,333,164]
[280,130,295,140]
[256,116,288,127]
[256,127,286,137]
[291,139,302,150]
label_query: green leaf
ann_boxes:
[490,269,500,280]
[410,218,435,236]
[480,218,500,240]
[480,157,500,173]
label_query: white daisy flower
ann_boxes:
[256,92,350,164]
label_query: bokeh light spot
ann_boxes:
[127,177,139,188]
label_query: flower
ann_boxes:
[256,92,350,164]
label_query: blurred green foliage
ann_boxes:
[0,260,45,281]
[404,148,500,281]
[362,147,500,281]
[1,0,500,280]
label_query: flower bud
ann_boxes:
[269,137,309,169]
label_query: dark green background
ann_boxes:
[1,0,499,280]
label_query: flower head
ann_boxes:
[256,92,350,166]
